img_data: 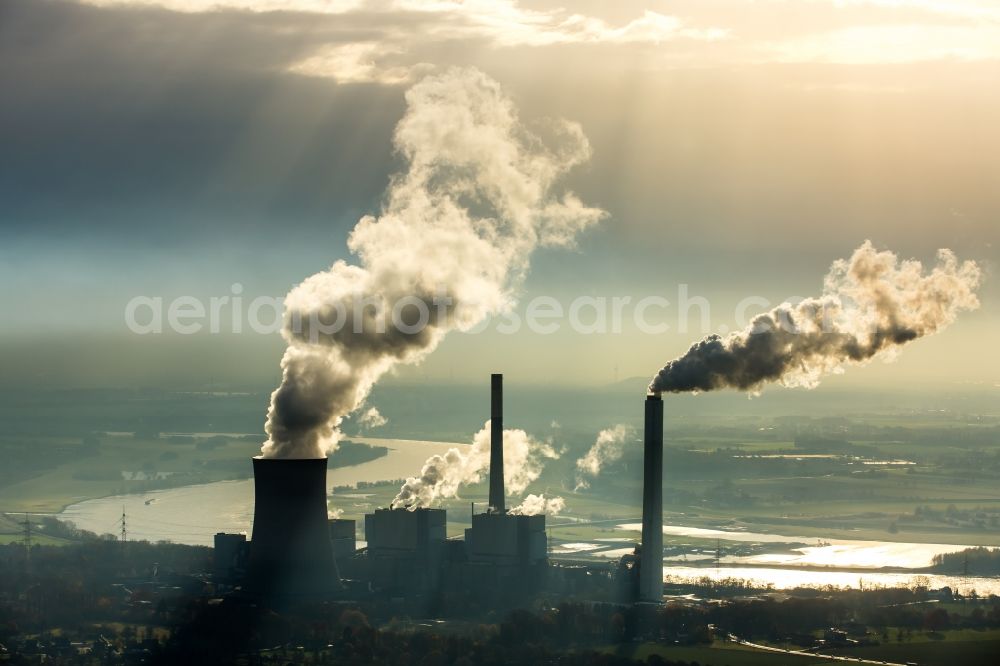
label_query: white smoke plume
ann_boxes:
[261,68,604,458]
[510,494,566,516]
[650,242,982,395]
[574,424,632,490]
[358,406,387,430]
[391,421,559,508]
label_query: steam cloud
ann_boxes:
[391,421,559,508]
[358,407,387,430]
[575,424,632,490]
[261,68,604,458]
[510,494,566,516]
[650,242,982,395]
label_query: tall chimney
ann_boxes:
[639,392,663,603]
[489,373,505,513]
[248,457,339,598]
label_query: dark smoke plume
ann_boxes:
[650,242,981,395]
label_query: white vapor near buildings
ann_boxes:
[574,424,632,490]
[391,421,559,508]
[260,68,604,458]
[358,406,387,430]
[650,241,982,395]
[509,494,565,516]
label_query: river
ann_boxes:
[615,522,982,568]
[660,565,1000,595]
[59,437,460,546]
[600,524,1000,595]
[58,438,1000,593]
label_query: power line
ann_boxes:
[119,506,127,547]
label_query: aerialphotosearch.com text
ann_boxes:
[124,284,810,338]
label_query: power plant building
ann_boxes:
[458,374,549,602]
[464,512,546,565]
[364,507,446,594]
[233,373,651,609]
[213,532,248,582]
[247,457,341,598]
[359,374,550,604]
[328,518,357,562]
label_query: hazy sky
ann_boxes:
[1,0,997,390]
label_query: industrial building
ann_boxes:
[464,511,546,565]
[463,375,546,568]
[212,532,248,583]
[328,518,356,561]
[364,507,446,594]
[359,375,550,607]
[228,373,665,608]
[246,457,341,598]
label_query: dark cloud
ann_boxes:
[4,0,999,257]
[0,0,406,243]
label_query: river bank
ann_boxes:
[57,436,462,545]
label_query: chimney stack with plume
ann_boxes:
[489,373,505,513]
[390,375,560,510]
[639,393,664,603]
[640,243,980,600]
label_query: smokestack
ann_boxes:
[489,373,505,513]
[248,458,339,597]
[639,393,663,603]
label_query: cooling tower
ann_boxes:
[638,393,664,603]
[489,373,505,513]
[248,457,339,598]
